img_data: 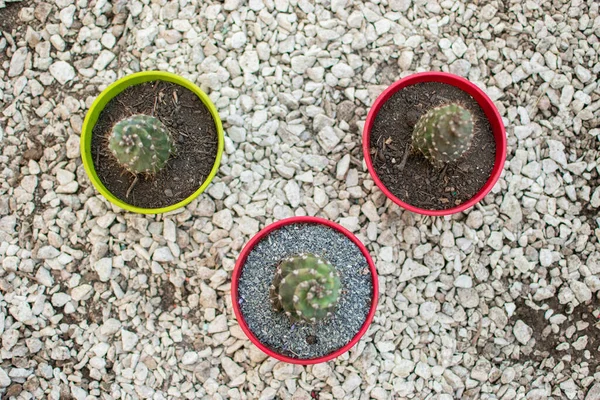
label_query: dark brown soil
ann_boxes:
[0,0,30,34]
[513,295,600,372]
[0,0,32,67]
[369,82,496,210]
[91,80,218,209]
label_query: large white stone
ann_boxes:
[291,55,316,74]
[49,61,76,85]
[37,246,60,259]
[9,47,28,77]
[121,329,139,352]
[153,247,175,263]
[92,50,115,70]
[239,50,259,73]
[100,319,121,336]
[389,0,411,12]
[0,367,10,387]
[399,259,430,282]
[513,320,532,344]
[331,63,354,79]
[586,383,600,400]
[136,26,159,48]
[71,284,93,301]
[317,126,341,153]
[94,258,112,282]
[501,195,522,224]
[284,180,301,207]
[213,209,233,230]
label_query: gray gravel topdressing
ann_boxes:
[237,223,374,360]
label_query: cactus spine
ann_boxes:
[108,114,173,174]
[412,104,474,165]
[269,253,341,323]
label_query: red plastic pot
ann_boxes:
[363,71,507,216]
[231,216,379,365]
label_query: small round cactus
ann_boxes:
[269,253,341,323]
[412,103,474,165]
[108,114,173,174]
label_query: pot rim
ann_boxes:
[80,70,224,214]
[362,71,507,216]
[231,216,379,365]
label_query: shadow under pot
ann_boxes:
[80,71,224,214]
[231,216,379,365]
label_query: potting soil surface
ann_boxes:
[91,80,218,209]
[369,81,496,210]
[237,223,374,360]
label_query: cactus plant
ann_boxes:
[108,114,174,174]
[412,103,474,165]
[269,253,341,323]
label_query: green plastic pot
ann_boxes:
[80,71,224,214]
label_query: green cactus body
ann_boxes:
[269,253,341,323]
[108,114,173,174]
[412,104,474,165]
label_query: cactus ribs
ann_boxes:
[369,81,495,210]
[269,253,341,323]
[90,80,218,208]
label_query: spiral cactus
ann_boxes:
[412,103,474,165]
[269,253,341,323]
[108,114,173,174]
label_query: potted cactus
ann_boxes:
[232,217,378,365]
[269,253,341,323]
[81,71,224,214]
[363,71,506,216]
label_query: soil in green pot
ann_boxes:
[91,80,218,209]
[369,81,496,210]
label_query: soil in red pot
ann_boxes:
[237,223,373,360]
[369,81,496,210]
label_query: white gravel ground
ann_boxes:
[0,0,599,399]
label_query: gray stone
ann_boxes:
[449,59,471,76]
[284,180,301,207]
[208,314,228,333]
[213,209,233,230]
